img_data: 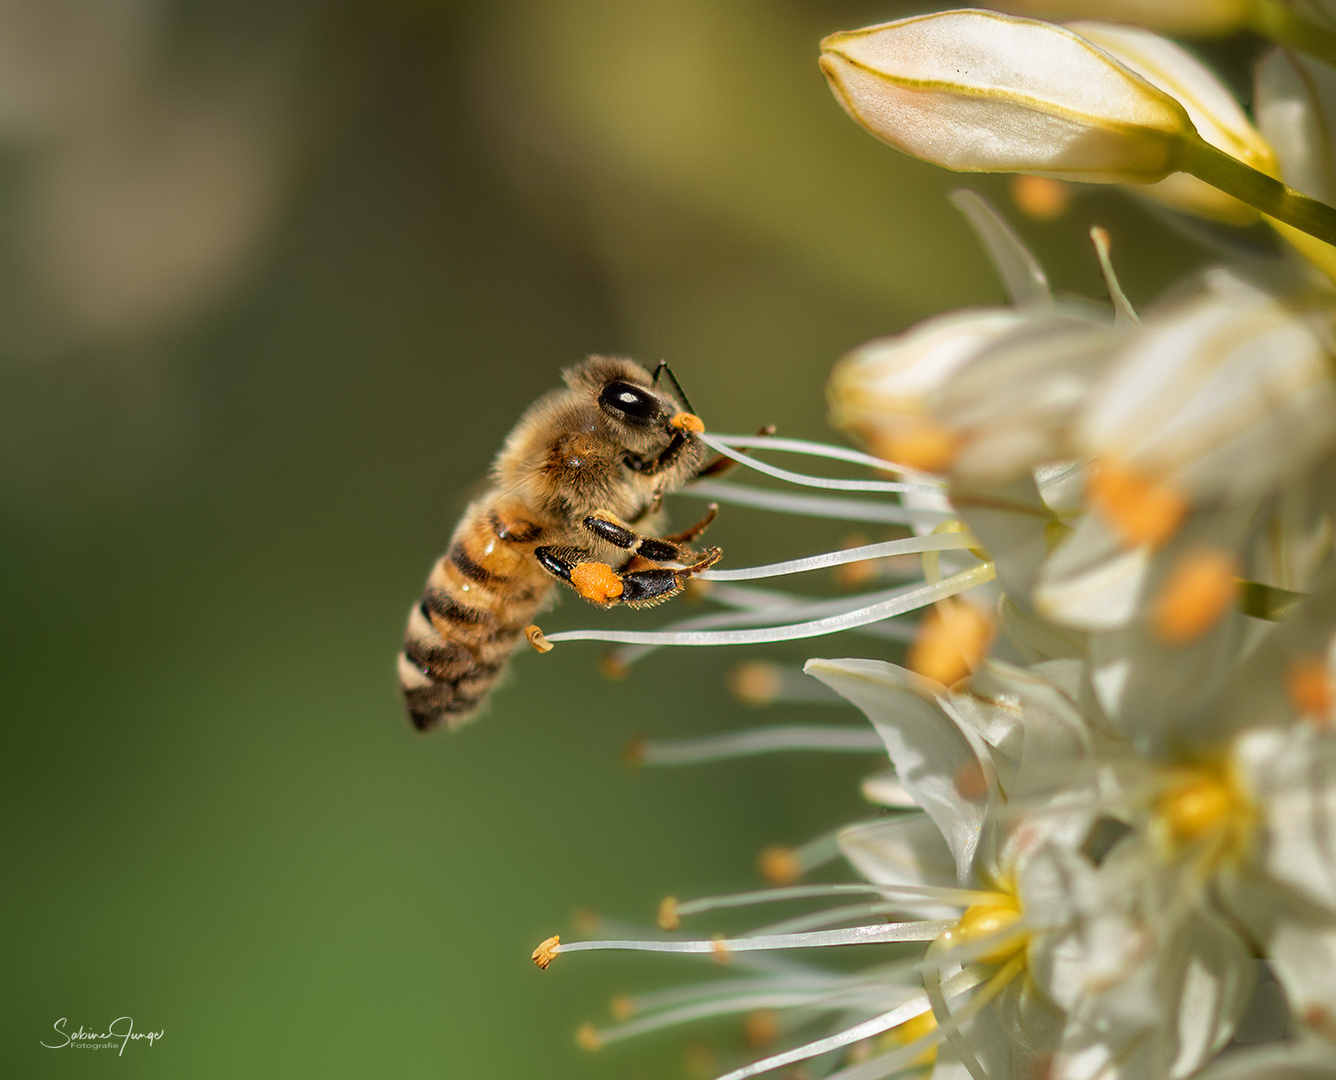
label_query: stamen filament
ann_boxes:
[543,565,995,647]
[698,433,941,493]
[752,901,905,936]
[710,966,987,1080]
[555,922,955,959]
[707,434,946,479]
[699,533,977,582]
[605,587,918,669]
[621,971,868,1016]
[637,726,885,766]
[672,882,992,921]
[592,984,918,1046]
[922,947,1026,1080]
[686,481,952,525]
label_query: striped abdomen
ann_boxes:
[398,510,552,731]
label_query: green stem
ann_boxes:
[1249,0,1336,68]
[1179,138,1336,247]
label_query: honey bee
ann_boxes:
[398,356,726,732]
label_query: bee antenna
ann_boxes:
[651,361,697,417]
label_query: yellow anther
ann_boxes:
[1086,460,1188,549]
[576,1023,602,1051]
[907,598,994,687]
[1285,657,1334,721]
[610,995,635,1021]
[1157,769,1249,851]
[1010,175,1071,221]
[758,845,800,885]
[952,898,1026,965]
[657,895,680,932]
[728,661,784,706]
[524,624,553,653]
[1151,549,1239,645]
[532,935,561,969]
[876,1008,938,1067]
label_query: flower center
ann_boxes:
[1155,766,1252,860]
[941,895,1027,965]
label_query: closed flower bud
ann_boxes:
[820,10,1198,184]
[1069,21,1278,223]
[992,0,1256,37]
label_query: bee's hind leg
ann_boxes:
[535,536,721,608]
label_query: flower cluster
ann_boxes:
[530,6,1336,1079]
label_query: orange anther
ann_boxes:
[871,421,960,474]
[657,895,680,932]
[907,598,994,687]
[744,1008,779,1050]
[571,562,624,603]
[1086,460,1188,549]
[758,845,800,885]
[532,935,561,969]
[671,412,705,433]
[953,759,989,802]
[610,995,635,1021]
[1151,550,1239,645]
[711,935,733,965]
[1285,657,1334,720]
[1010,175,1071,221]
[524,624,553,653]
[575,1023,602,1051]
[728,661,783,706]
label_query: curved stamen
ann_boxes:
[698,433,941,493]
[706,433,946,478]
[543,564,995,647]
[709,966,987,1080]
[699,532,977,581]
[685,481,952,524]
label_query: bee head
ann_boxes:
[563,355,707,477]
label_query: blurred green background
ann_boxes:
[2,1,1214,1077]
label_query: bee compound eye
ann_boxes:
[599,381,659,422]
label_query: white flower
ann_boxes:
[819,10,1197,184]
[807,655,1255,1080]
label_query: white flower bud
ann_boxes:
[828,308,1028,471]
[820,10,1198,184]
[1069,21,1278,223]
[991,0,1256,37]
[1079,270,1336,505]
